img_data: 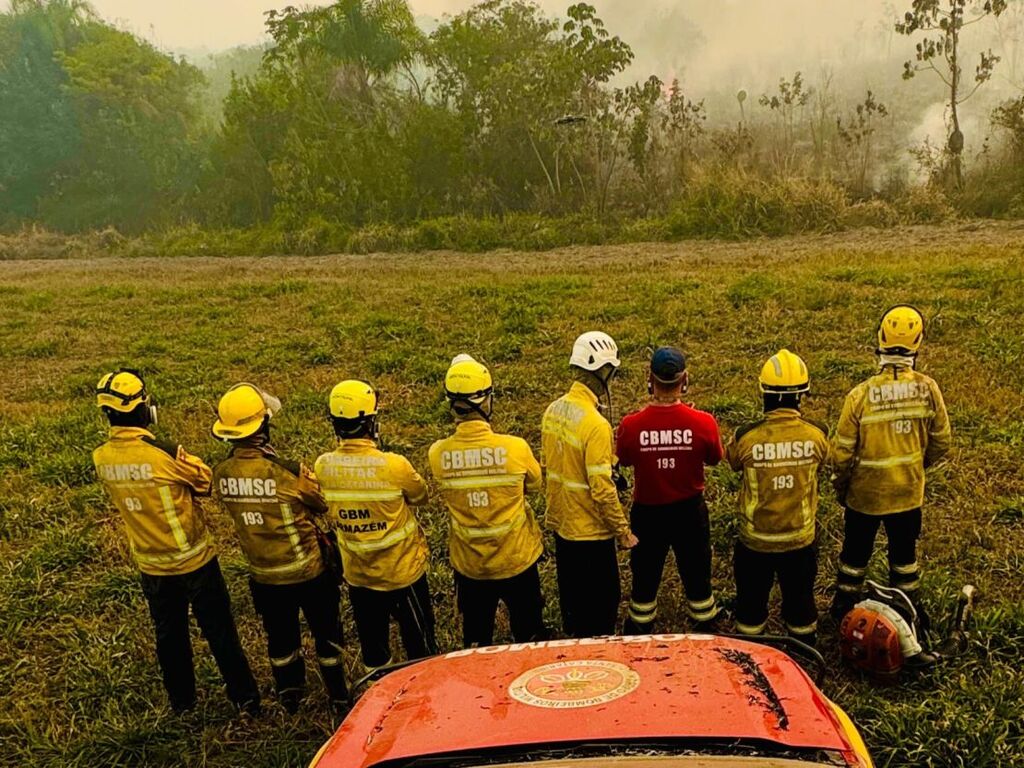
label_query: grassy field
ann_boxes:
[1,222,1023,767]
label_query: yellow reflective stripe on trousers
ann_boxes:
[324,489,403,502]
[451,509,526,541]
[158,486,190,551]
[249,549,319,578]
[547,470,590,491]
[270,649,301,667]
[338,518,416,553]
[860,407,934,425]
[736,620,767,635]
[785,621,818,635]
[858,453,922,468]
[279,503,306,561]
[439,474,525,490]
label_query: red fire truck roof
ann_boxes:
[313,634,859,768]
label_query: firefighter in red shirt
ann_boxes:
[616,347,724,633]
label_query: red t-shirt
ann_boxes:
[616,403,723,505]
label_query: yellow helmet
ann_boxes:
[877,305,924,353]
[329,380,378,420]
[445,354,493,401]
[759,349,810,394]
[96,370,149,413]
[212,383,281,440]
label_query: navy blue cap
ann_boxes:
[651,346,687,384]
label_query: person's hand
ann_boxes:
[618,532,639,549]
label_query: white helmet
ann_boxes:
[570,331,620,372]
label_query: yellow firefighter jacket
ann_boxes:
[428,420,544,580]
[726,409,830,553]
[833,365,951,515]
[541,382,630,541]
[314,438,429,591]
[213,445,328,585]
[93,427,215,576]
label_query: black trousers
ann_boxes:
[348,574,436,669]
[139,557,259,711]
[248,570,349,704]
[734,542,818,640]
[554,535,619,638]
[836,507,922,604]
[455,562,548,647]
[624,495,717,633]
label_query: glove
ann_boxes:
[612,464,629,493]
[831,473,849,506]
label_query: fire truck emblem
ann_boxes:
[508,660,640,709]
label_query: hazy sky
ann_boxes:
[46,1,512,51]
[2,0,892,56]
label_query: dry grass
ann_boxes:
[1,222,1022,767]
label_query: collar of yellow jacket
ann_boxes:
[108,426,155,440]
[567,381,599,407]
[765,408,802,420]
[454,420,494,438]
[230,443,276,459]
[336,438,377,452]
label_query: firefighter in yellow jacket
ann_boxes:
[92,370,259,714]
[830,306,952,621]
[542,331,637,638]
[315,380,436,670]
[726,350,830,646]
[211,383,349,712]
[429,355,547,647]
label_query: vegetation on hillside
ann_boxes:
[2,0,1024,250]
[1,226,1022,766]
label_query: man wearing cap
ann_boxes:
[211,383,349,713]
[615,347,725,633]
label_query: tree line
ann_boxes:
[2,0,1023,238]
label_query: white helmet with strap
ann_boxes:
[570,331,620,371]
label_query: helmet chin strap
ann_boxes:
[453,396,493,422]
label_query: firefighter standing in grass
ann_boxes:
[429,355,548,647]
[616,347,724,634]
[211,383,349,713]
[542,332,637,638]
[92,370,260,714]
[726,350,829,647]
[830,305,952,622]
[315,380,436,672]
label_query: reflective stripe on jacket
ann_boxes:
[314,439,429,590]
[213,445,328,585]
[93,426,215,576]
[541,382,629,541]
[428,420,543,580]
[833,366,951,515]
[726,409,830,553]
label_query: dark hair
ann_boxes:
[763,392,802,412]
[104,403,150,428]
[332,416,374,440]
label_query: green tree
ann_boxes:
[0,0,89,221]
[204,0,428,227]
[42,25,206,231]
[430,1,632,213]
[895,0,1008,188]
